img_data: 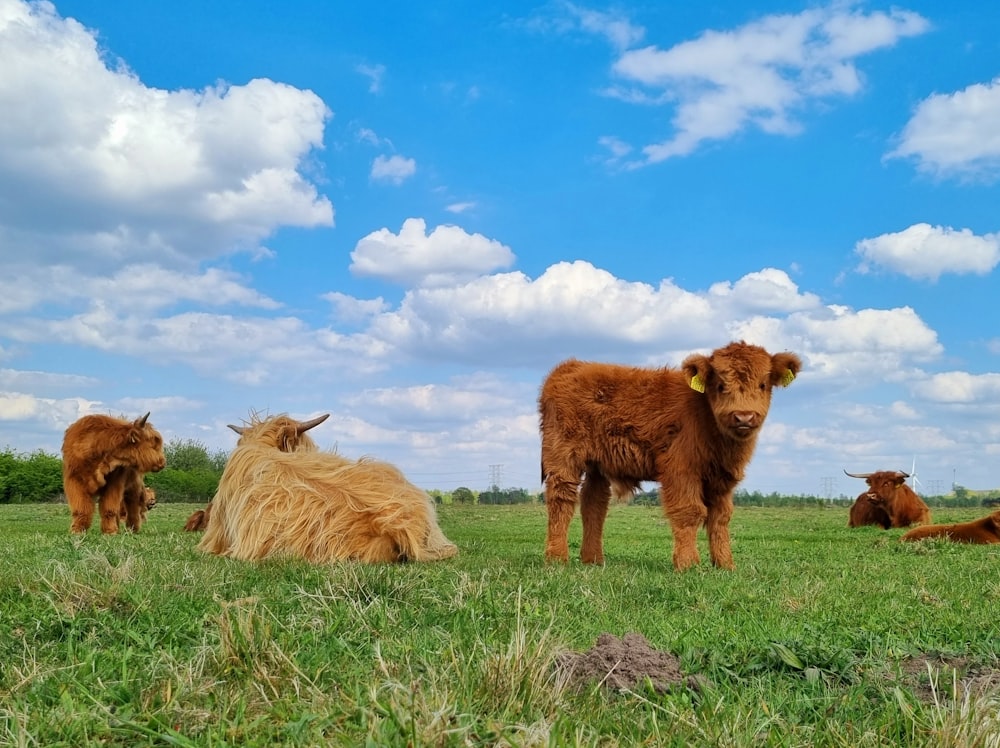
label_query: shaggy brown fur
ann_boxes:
[901,511,1000,544]
[847,491,891,529]
[197,414,457,563]
[539,341,801,571]
[119,481,157,531]
[184,503,212,532]
[845,470,931,528]
[61,413,166,534]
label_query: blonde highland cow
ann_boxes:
[197,413,458,563]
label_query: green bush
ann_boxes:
[0,449,64,503]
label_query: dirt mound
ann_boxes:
[558,632,705,694]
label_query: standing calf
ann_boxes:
[61,412,167,534]
[539,341,801,571]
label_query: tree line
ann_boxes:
[3,443,997,508]
[0,440,228,504]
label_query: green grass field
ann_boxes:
[2,502,999,747]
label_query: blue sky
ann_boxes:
[1,0,999,496]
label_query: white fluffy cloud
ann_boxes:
[0,0,333,270]
[370,154,416,184]
[605,5,928,164]
[855,223,1000,281]
[889,77,1000,178]
[912,372,1000,404]
[351,218,516,287]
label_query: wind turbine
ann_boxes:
[907,456,923,494]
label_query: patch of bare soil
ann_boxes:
[557,632,707,695]
[899,654,1000,703]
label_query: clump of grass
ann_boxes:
[362,588,574,746]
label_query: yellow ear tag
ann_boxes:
[780,370,796,387]
[689,374,705,393]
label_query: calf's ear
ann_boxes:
[681,354,710,393]
[770,352,802,388]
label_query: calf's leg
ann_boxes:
[705,495,735,570]
[64,478,95,534]
[98,472,127,535]
[660,482,707,571]
[544,474,579,563]
[579,471,610,564]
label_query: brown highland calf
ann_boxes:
[901,511,1000,544]
[61,412,167,534]
[198,413,457,563]
[119,479,157,530]
[539,341,801,571]
[184,503,212,532]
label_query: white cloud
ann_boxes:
[363,262,832,366]
[370,154,416,185]
[912,372,1000,404]
[356,63,386,94]
[0,265,279,314]
[855,223,1000,281]
[565,3,645,51]
[0,0,333,271]
[889,77,1000,179]
[350,218,515,287]
[708,268,821,312]
[445,202,477,214]
[606,5,928,164]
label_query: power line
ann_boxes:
[489,464,503,490]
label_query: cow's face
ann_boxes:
[127,414,167,472]
[142,487,157,510]
[864,472,907,506]
[683,342,801,440]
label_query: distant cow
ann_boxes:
[901,511,1000,544]
[847,491,891,529]
[61,412,167,534]
[844,470,931,528]
[539,341,801,571]
[198,414,458,563]
[184,503,212,532]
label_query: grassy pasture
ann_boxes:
[2,502,1000,747]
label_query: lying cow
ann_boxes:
[844,470,930,528]
[61,412,167,534]
[847,490,891,529]
[184,503,212,532]
[539,341,801,571]
[901,511,1000,544]
[198,413,458,563]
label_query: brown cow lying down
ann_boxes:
[847,491,891,529]
[184,503,212,532]
[901,511,1000,544]
[62,412,167,534]
[844,470,930,528]
[198,414,458,563]
[539,341,801,571]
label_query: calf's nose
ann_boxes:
[732,411,757,428]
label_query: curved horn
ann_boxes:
[844,470,873,479]
[296,413,330,434]
[227,424,245,435]
[135,412,150,428]
[895,470,910,479]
